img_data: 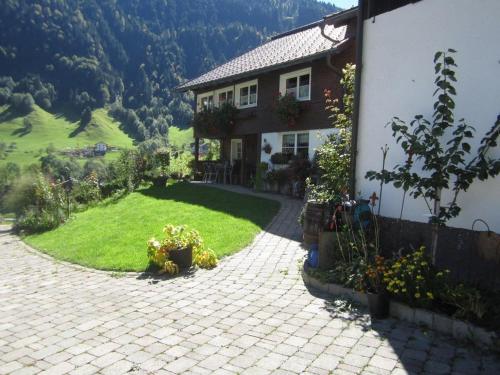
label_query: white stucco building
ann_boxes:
[355,0,500,232]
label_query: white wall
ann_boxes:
[356,0,500,232]
[261,128,335,165]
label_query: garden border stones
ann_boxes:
[301,263,499,352]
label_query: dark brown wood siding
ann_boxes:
[193,43,355,138]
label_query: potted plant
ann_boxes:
[262,140,272,154]
[147,225,202,272]
[363,255,390,319]
[275,93,301,126]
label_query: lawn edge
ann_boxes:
[19,185,284,274]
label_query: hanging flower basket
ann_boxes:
[275,93,301,126]
[192,103,238,137]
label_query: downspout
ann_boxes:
[320,23,342,78]
[350,0,365,199]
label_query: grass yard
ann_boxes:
[0,105,134,167]
[25,183,280,272]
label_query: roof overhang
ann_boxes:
[176,37,353,93]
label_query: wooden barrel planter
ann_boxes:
[303,201,326,246]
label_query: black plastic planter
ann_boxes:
[367,291,390,319]
[168,247,193,270]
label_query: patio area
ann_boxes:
[0,186,498,375]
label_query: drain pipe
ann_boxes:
[320,23,343,78]
[350,0,366,199]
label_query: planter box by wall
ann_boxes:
[377,217,500,290]
[301,264,499,351]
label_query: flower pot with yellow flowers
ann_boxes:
[363,255,390,319]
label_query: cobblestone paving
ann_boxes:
[0,185,499,375]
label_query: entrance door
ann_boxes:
[230,139,242,165]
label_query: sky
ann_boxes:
[319,0,358,10]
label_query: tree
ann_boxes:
[366,50,500,263]
[10,93,35,114]
[307,63,355,203]
[81,107,92,127]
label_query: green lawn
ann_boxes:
[25,183,280,271]
[0,105,134,168]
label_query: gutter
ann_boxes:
[350,0,365,199]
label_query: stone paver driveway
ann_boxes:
[0,185,499,375]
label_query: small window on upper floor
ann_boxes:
[235,80,258,109]
[218,90,233,105]
[198,93,214,111]
[280,68,311,101]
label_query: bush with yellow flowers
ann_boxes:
[383,246,448,308]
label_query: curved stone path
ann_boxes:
[0,185,498,375]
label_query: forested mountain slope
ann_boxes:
[0,0,338,140]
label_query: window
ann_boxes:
[297,132,309,159]
[282,134,296,156]
[235,80,258,108]
[216,87,234,106]
[218,90,233,105]
[282,132,309,158]
[280,68,311,101]
[198,92,214,111]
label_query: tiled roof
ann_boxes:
[177,22,349,91]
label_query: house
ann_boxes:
[177,8,357,185]
[94,142,107,156]
[352,0,500,233]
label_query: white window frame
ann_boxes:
[230,138,243,165]
[279,67,312,101]
[235,79,258,109]
[214,86,234,107]
[281,131,310,158]
[197,91,214,112]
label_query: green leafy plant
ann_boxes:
[440,283,487,321]
[254,162,268,191]
[307,64,355,203]
[366,50,500,262]
[193,248,218,269]
[275,93,301,126]
[270,152,290,165]
[147,224,218,274]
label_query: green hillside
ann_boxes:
[0,105,134,167]
[169,126,194,150]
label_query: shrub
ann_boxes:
[439,283,487,321]
[270,152,290,165]
[108,149,145,192]
[307,64,355,203]
[72,172,101,204]
[10,93,35,114]
[169,151,193,179]
[384,246,447,308]
[10,174,69,233]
